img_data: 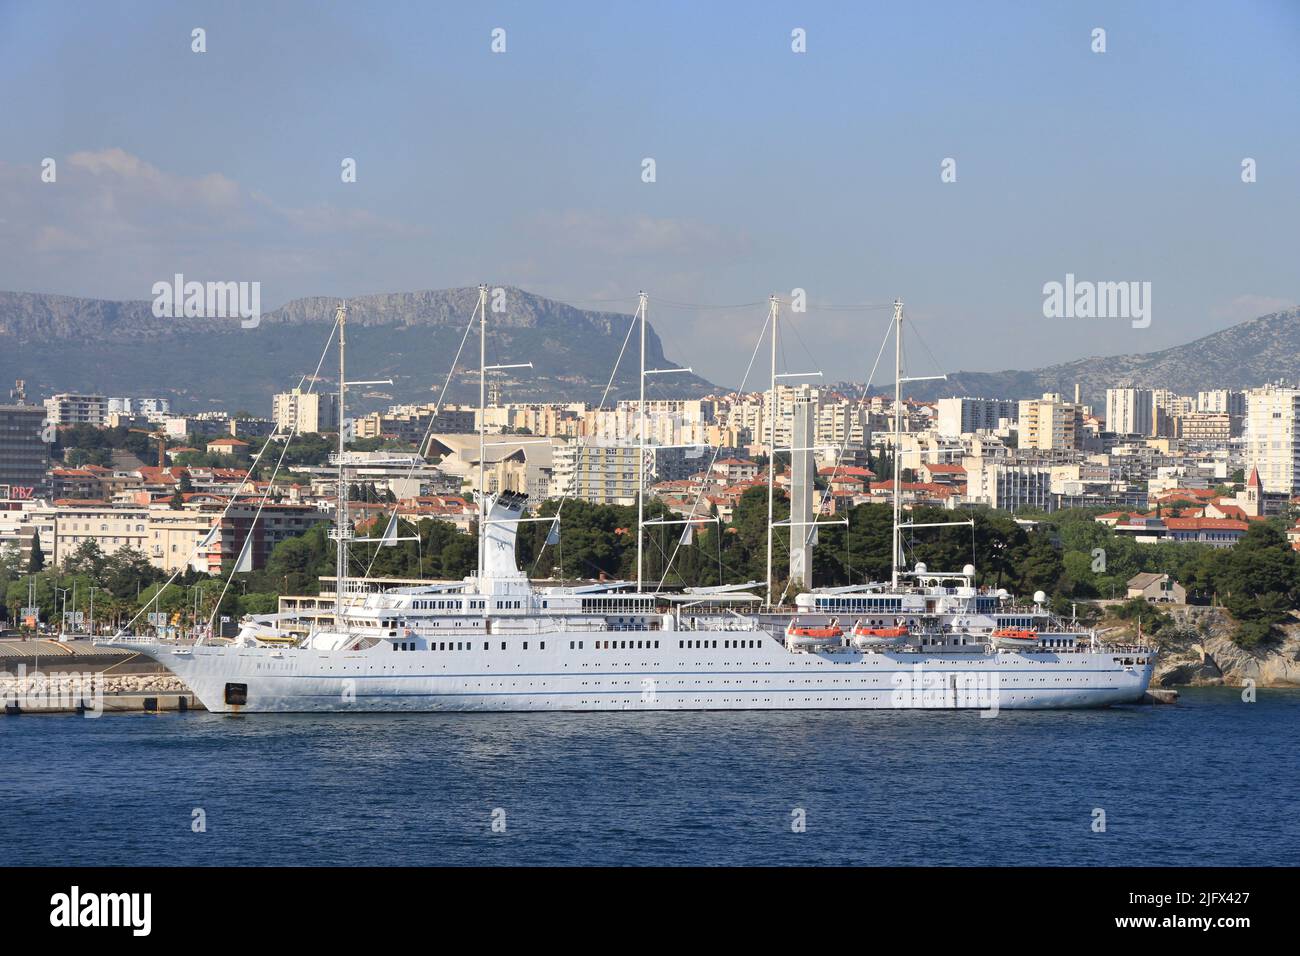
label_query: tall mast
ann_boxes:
[891,297,903,588]
[334,302,349,627]
[476,284,489,583]
[765,294,779,607]
[636,290,648,593]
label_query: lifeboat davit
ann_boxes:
[851,621,909,648]
[785,619,844,651]
[991,627,1039,649]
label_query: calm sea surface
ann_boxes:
[2,687,1296,866]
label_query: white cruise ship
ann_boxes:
[108,489,1154,713]
[101,294,1155,713]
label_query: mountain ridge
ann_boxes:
[3,289,1298,411]
[900,306,1300,404]
[0,286,717,412]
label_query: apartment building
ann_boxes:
[272,387,339,434]
[1176,412,1233,444]
[1018,393,1082,451]
[51,502,150,566]
[1105,388,1154,437]
[1244,383,1300,495]
[0,404,50,498]
[964,458,1054,512]
[935,397,1018,437]
[551,441,643,506]
[1198,389,1246,417]
[43,393,107,427]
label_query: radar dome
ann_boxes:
[914,562,927,575]
[963,564,976,577]
[1033,590,1047,605]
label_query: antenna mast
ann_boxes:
[765,294,779,607]
[636,291,648,592]
[333,303,350,628]
[891,298,903,588]
[476,284,489,583]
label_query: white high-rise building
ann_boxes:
[935,397,1017,437]
[1244,383,1300,495]
[1197,389,1246,417]
[272,388,339,434]
[43,393,107,427]
[1105,388,1153,437]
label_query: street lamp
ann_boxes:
[54,587,70,636]
[88,586,101,637]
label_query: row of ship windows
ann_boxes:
[815,599,902,611]
[410,640,553,652]
[392,638,769,653]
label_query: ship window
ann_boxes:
[523,642,529,650]
[540,642,545,650]
[501,641,506,650]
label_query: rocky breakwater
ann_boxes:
[2,669,196,713]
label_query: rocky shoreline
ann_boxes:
[1111,606,1300,689]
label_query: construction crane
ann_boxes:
[129,427,169,469]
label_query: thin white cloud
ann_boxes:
[0,149,425,299]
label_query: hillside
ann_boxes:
[908,306,1300,403]
[0,287,717,413]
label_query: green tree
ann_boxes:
[63,540,107,579]
[1213,522,1297,646]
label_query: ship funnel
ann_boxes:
[478,491,527,580]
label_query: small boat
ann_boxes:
[851,621,909,648]
[785,618,844,651]
[991,627,1039,650]
[252,633,299,646]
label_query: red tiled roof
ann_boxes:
[1164,517,1248,531]
[1152,487,1216,500]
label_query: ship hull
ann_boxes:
[128,637,1155,714]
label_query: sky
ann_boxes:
[1,0,1298,388]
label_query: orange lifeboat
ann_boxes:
[784,618,843,650]
[851,620,909,648]
[853,624,909,638]
[786,622,843,639]
[991,627,1039,649]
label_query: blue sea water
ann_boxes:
[1,687,1296,866]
